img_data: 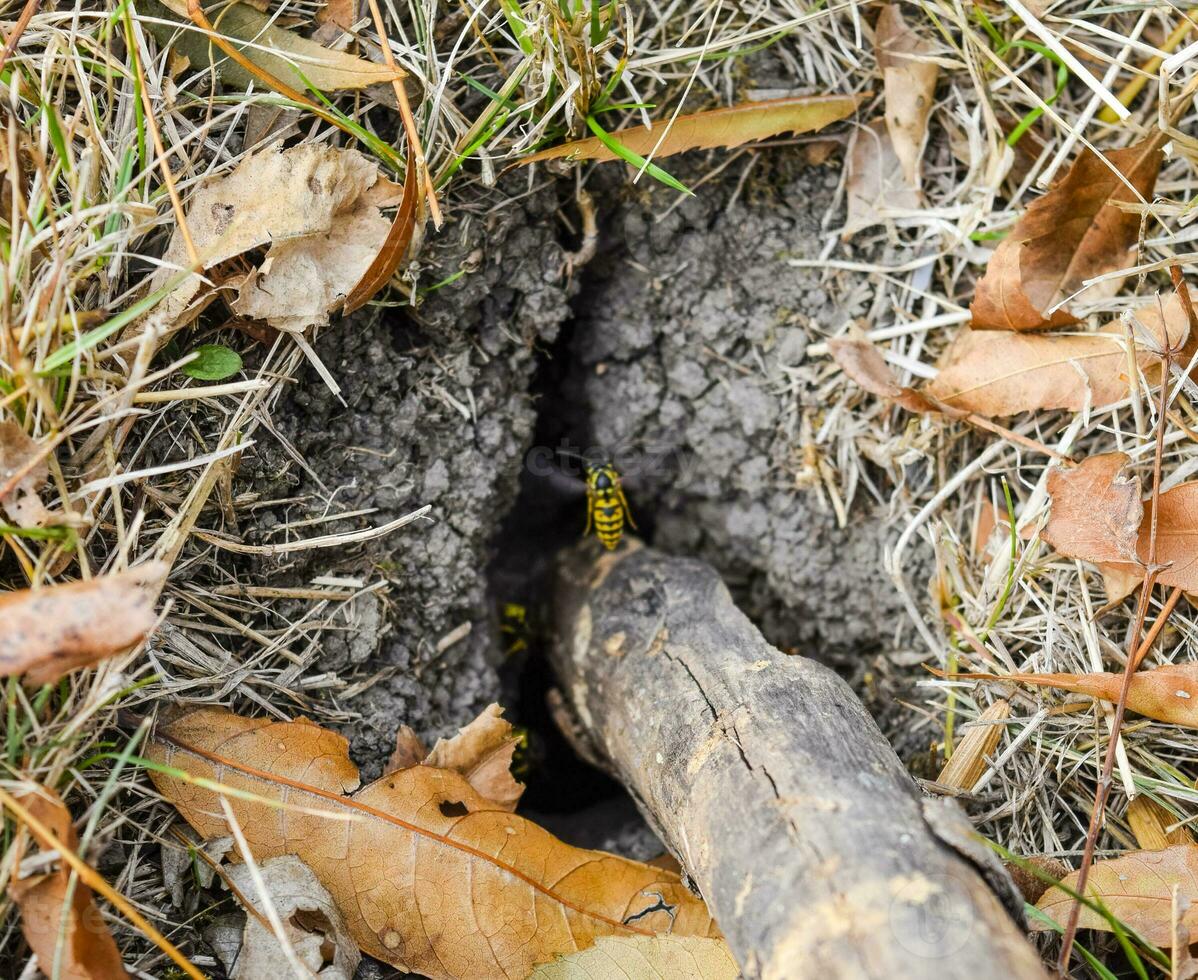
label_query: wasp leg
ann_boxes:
[584,488,595,535]
[617,486,638,530]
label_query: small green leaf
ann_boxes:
[182,345,242,381]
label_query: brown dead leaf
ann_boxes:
[148,708,718,980]
[828,331,947,414]
[926,295,1188,416]
[519,95,862,166]
[384,725,428,774]
[971,136,1164,331]
[423,703,525,811]
[1042,452,1143,565]
[316,0,357,30]
[1,563,166,684]
[842,118,922,238]
[528,935,739,979]
[9,787,129,980]
[150,142,398,334]
[1097,480,1198,602]
[875,4,939,186]
[225,855,359,980]
[0,421,50,527]
[937,662,1198,728]
[342,147,418,316]
[1035,845,1198,945]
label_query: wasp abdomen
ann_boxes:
[584,462,636,550]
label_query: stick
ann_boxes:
[551,543,1048,979]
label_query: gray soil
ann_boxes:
[241,150,916,782]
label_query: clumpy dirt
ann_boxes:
[252,151,918,780]
[242,181,573,775]
[558,157,914,660]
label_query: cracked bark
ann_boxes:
[550,543,1047,980]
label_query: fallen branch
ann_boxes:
[550,543,1047,979]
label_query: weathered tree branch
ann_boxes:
[550,543,1046,979]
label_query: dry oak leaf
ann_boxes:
[1035,844,1198,946]
[9,786,129,980]
[926,294,1188,416]
[970,136,1164,331]
[147,708,719,980]
[875,3,939,186]
[148,142,397,333]
[0,421,51,528]
[938,662,1198,728]
[528,935,739,979]
[842,118,922,238]
[388,702,526,811]
[1,563,166,684]
[1041,452,1143,565]
[520,95,862,166]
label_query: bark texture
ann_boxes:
[550,543,1047,980]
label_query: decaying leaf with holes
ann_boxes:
[148,708,719,980]
[1035,844,1198,945]
[9,786,129,980]
[932,663,1198,728]
[145,142,403,334]
[1,563,166,684]
[970,136,1164,331]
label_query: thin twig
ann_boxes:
[1058,274,1186,973]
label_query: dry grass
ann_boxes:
[0,0,889,971]
[803,1,1198,964]
[3,0,1197,971]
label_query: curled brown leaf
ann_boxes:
[970,136,1164,331]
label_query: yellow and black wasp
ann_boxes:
[583,459,637,550]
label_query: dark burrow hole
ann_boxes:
[482,271,663,855]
